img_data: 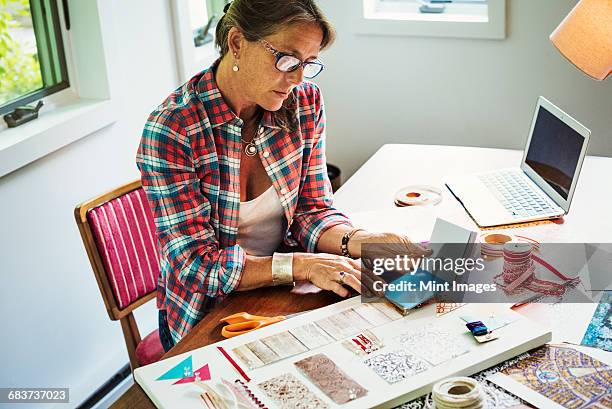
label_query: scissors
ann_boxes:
[219,312,285,338]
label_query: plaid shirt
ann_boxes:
[137,64,351,342]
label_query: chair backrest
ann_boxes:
[74,180,160,320]
[75,180,163,369]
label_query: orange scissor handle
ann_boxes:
[220,312,285,325]
[219,312,285,338]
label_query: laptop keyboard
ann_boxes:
[478,170,557,219]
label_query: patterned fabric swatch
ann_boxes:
[398,324,472,366]
[365,350,430,384]
[232,331,308,369]
[581,291,612,351]
[315,308,373,340]
[261,332,308,358]
[342,330,384,357]
[258,373,328,409]
[289,323,334,350]
[352,303,394,326]
[294,353,367,404]
[435,302,465,316]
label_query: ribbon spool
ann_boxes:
[501,243,535,292]
[394,185,442,207]
[481,233,573,297]
[427,377,489,409]
[480,233,539,259]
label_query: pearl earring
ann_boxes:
[232,52,239,72]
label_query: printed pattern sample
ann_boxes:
[294,353,367,404]
[315,309,373,340]
[500,345,612,409]
[258,373,328,409]
[365,350,430,384]
[435,302,465,316]
[290,323,334,350]
[232,331,308,369]
[232,345,265,370]
[581,291,612,352]
[353,303,394,326]
[398,324,472,366]
[261,332,308,358]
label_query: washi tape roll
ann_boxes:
[479,232,539,259]
[394,185,442,207]
[429,376,488,409]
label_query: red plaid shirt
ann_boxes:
[137,64,351,342]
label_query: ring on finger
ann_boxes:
[339,271,346,284]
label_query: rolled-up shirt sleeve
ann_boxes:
[290,86,352,252]
[137,109,245,297]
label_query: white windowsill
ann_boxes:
[0,98,116,178]
[356,0,506,40]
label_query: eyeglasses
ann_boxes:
[259,39,325,79]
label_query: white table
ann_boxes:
[333,144,612,345]
[334,144,612,243]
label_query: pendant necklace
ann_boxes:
[241,125,260,157]
[241,137,257,157]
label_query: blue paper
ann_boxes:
[385,268,443,312]
[580,292,612,352]
[156,355,193,380]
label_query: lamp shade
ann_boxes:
[550,0,612,81]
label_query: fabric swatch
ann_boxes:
[436,302,465,316]
[289,323,334,350]
[371,301,404,320]
[580,291,612,352]
[315,308,372,340]
[232,344,265,370]
[294,353,367,403]
[398,324,472,366]
[258,373,328,409]
[261,331,308,358]
[352,303,394,326]
[365,350,430,384]
[244,340,279,365]
[342,329,384,356]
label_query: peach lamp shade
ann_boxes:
[550,0,612,81]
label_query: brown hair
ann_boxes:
[215,0,335,131]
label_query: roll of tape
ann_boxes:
[430,376,486,409]
[394,185,442,207]
[479,232,539,259]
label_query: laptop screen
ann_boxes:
[524,105,585,200]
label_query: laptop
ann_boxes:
[446,96,591,228]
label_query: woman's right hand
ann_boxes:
[292,252,362,297]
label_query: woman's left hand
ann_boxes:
[349,231,432,260]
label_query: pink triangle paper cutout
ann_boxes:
[172,364,211,384]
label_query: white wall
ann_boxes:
[0,1,180,407]
[0,0,610,407]
[317,0,612,178]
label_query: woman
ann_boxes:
[137,0,425,352]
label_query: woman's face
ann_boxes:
[235,22,324,112]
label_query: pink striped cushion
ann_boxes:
[88,188,160,309]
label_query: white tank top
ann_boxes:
[236,186,285,256]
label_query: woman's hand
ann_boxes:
[349,231,432,260]
[293,253,362,297]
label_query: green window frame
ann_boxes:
[0,0,69,116]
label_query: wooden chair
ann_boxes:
[74,180,164,370]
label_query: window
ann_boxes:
[0,0,69,115]
[369,0,489,23]
[357,0,506,39]
[172,0,228,82]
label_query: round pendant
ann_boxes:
[244,142,257,157]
